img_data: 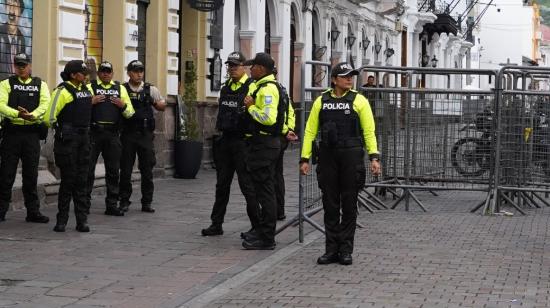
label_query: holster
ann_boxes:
[311,140,319,165]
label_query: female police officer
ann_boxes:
[45,60,93,232]
[299,62,381,265]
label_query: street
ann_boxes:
[1,150,550,307]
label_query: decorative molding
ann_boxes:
[126,3,138,21]
[168,13,179,30]
[126,24,139,48]
[294,42,305,50]
[59,0,85,10]
[270,36,283,44]
[59,43,84,61]
[239,30,256,39]
[59,11,85,40]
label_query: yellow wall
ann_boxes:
[31,0,58,87]
[180,2,207,101]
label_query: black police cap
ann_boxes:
[243,52,275,71]
[14,53,30,65]
[98,61,113,72]
[127,60,144,71]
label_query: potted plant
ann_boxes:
[174,61,203,179]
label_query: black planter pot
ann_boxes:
[174,140,203,179]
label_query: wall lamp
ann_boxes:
[431,55,438,67]
[374,41,382,55]
[384,48,395,59]
[347,32,356,48]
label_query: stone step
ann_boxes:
[10,163,152,211]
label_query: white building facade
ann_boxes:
[198,0,476,101]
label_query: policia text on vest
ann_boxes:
[86,62,135,217]
[45,59,95,232]
[0,53,51,224]
[202,58,260,237]
[300,62,381,266]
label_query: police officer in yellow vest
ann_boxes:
[45,60,93,233]
[241,52,285,250]
[300,62,381,265]
[0,53,50,223]
[201,51,260,237]
[86,61,134,217]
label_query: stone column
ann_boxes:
[293,42,304,102]
[240,30,256,59]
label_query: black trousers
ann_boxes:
[211,134,259,228]
[246,135,280,243]
[0,130,41,216]
[317,146,366,254]
[274,136,289,216]
[119,130,155,207]
[86,128,122,209]
[54,131,91,224]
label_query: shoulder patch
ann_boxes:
[265,96,272,104]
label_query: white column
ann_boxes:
[253,0,266,53]
[303,4,313,88]
[279,0,292,88]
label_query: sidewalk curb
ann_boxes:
[179,231,323,308]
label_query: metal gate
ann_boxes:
[358,66,498,212]
[283,64,550,243]
[492,66,550,214]
[276,61,330,243]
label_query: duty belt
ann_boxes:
[320,138,363,148]
[92,122,118,132]
[3,123,42,133]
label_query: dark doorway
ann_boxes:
[137,0,149,74]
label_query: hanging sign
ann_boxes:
[188,0,224,12]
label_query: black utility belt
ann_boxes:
[320,139,363,148]
[221,131,244,138]
[3,124,43,133]
[125,118,155,131]
[92,123,119,132]
[56,126,89,134]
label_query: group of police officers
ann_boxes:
[0,54,165,233]
[0,51,380,265]
[202,52,380,264]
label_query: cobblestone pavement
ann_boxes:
[4,147,550,307]
[0,150,309,308]
[207,190,550,308]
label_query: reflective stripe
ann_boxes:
[49,87,63,125]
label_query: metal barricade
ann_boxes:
[492,66,550,214]
[276,61,330,243]
[358,66,498,212]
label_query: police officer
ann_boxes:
[240,52,285,250]
[201,51,260,236]
[0,53,50,223]
[118,60,165,213]
[86,61,134,217]
[45,60,93,232]
[299,62,381,265]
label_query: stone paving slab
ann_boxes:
[0,150,309,308]
[5,145,550,307]
[206,190,550,307]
